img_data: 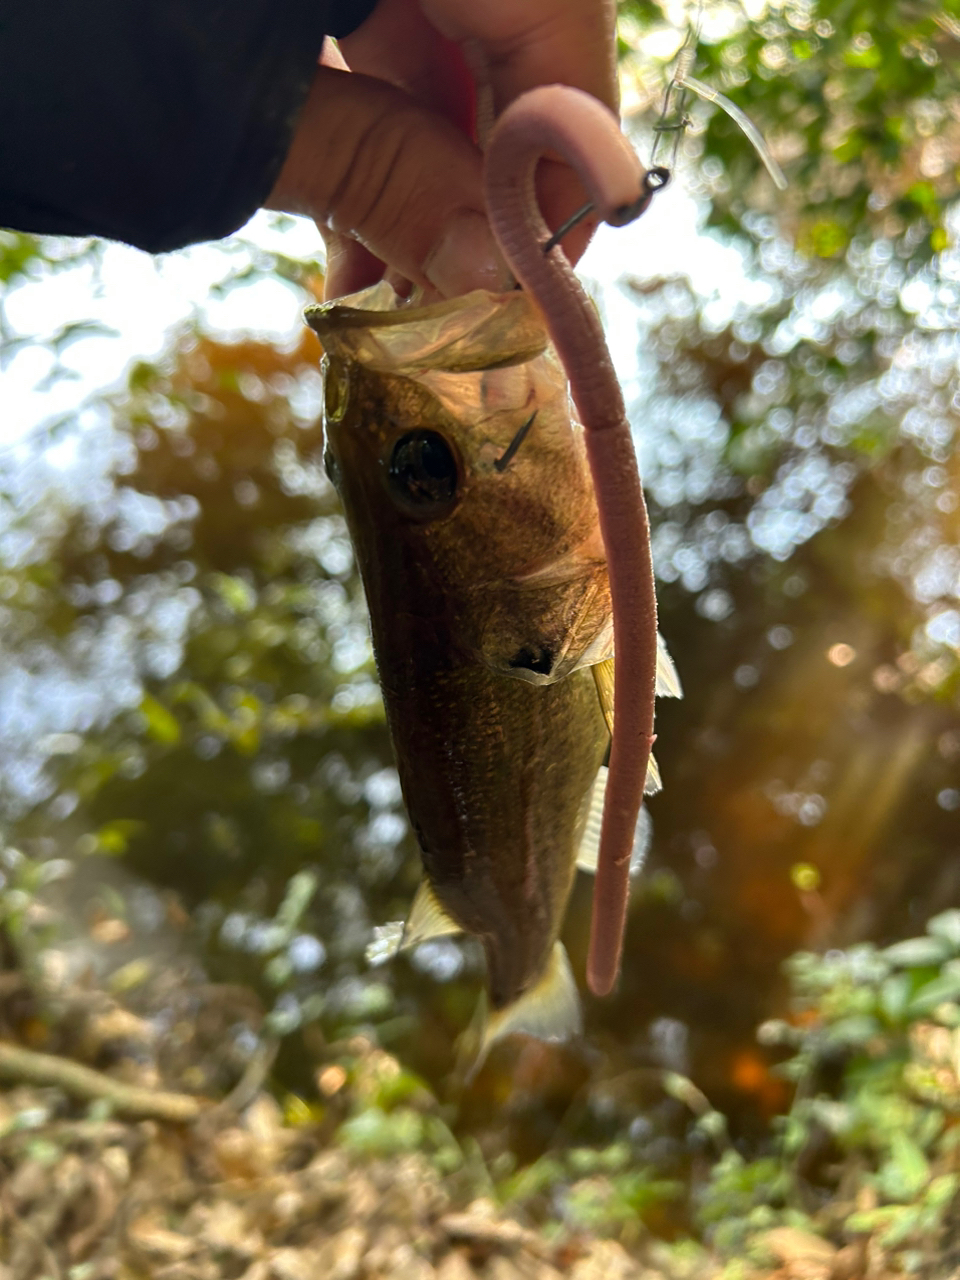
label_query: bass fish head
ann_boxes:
[306,284,612,684]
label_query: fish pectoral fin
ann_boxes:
[402,880,462,950]
[592,658,615,736]
[656,633,683,699]
[475,942,582,1072]
[593,636,681,720]
[591,658,662,794]
[577,765,653,877]
[576,765,607,874]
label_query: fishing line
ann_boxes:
[651,12,787,191]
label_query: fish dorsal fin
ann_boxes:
[656,633,683,698]
[475,942,582,1073]
[402,880,462,950]
[577,766,653,876]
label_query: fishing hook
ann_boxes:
[494,410,537,472]
[542,167,671,256]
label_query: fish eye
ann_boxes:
[387,430,459,513]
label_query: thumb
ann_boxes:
[267,67,507,298]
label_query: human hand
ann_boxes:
[265,0,619,299]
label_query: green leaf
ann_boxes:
[0,232,44,284]
[806,219,849,258]
[878,1204,924,1248]
[139,694,181,746]
[847,1205,898,1234]
[844,43,882,69]
[907,971,960,1017]
[905,181,939,219]
[94,819,145,856]
[927,910,960,951]
[878,1132,931,1202]
[924,1172,960,1211]
[212,573,257,614]
[880,972,911,1022]
[882,936,950,968]
[338,1106,424,1156]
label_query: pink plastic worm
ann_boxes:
[484,85,660,998]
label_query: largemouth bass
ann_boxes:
[307,284,679,1055]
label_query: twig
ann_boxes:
[0,1040,203,1123]
[0,1118,130,1151]
[215,1035,280,1116]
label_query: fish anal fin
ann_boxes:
[402,880,462,950]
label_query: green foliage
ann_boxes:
[696,1152,808,1255]
[496,1141,682,1241]
[620,0,960,255]
[0,841,71,952]
[331,1044,464,1173]
[697,912,960,1266]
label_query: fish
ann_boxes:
[306,282,680,1059]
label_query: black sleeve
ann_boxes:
[0,0,378,253]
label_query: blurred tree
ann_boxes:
[0,0,958,1178]
[580,0,960,1135]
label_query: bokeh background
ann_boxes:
[1,0,958,1227]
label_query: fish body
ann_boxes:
[308,284,620,1042]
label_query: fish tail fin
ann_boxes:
[461,942,582,1081]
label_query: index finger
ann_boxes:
[419,0,619,115]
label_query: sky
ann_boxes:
[1,175,752,461]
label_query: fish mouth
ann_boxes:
[306,283,548,377]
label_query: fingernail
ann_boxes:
[424,211,510,298]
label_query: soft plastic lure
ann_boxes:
[484,85,669,997]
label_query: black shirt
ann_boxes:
[0,1,377,252]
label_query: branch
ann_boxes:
[0,1040,204,1123]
